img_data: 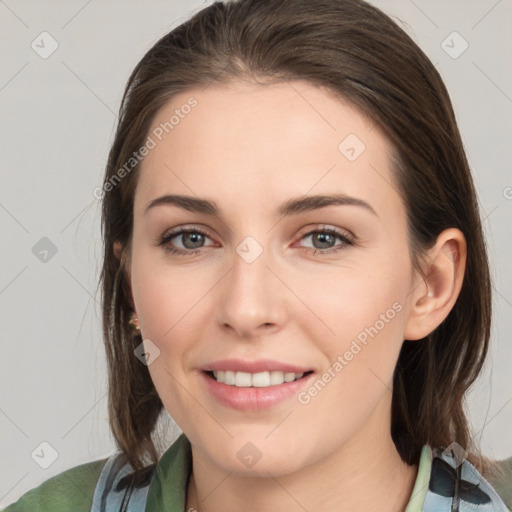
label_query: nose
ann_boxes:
[215,243,288,339]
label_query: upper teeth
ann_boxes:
[213,370,304,387]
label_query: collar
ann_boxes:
[145,434,192,511]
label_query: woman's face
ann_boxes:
[128,80,420,476]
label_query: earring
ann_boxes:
[128,311,141,332]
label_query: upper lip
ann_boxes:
[202,359,312,374]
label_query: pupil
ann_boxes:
[314,232,333,249]
[184,232,204,249]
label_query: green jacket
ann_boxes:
[2,435,511,511]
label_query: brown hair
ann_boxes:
[99,0,493,477]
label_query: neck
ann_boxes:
[186,397,418,512]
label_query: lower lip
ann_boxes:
[201,371,314,411]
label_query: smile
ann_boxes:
[210,370,311,387]
[201,365,314,410]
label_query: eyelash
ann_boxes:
[156,226,355,257]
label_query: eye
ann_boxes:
[156,225,355,257]
[297,227,354,255]
[156,226,215,255]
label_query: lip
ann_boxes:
[202,358,311,374]
[199,360,315,411]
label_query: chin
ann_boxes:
[218,451,305,478]
[194,432,315,477]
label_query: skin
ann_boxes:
[121,80,466,511]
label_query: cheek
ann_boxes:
[129,253,211,427]
[131,246,209,340]
[300,263,407,345]
[297,249,410,394]
[293,277,407,445]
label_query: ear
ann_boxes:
[404,228,467,341]
[113,241,136,311]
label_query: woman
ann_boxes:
[4,0,510,510]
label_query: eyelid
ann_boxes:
[295,224,354,241]
[156,225,214,246]
[292,225,355,253]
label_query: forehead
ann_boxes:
[134,80,403,224]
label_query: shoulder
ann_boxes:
[1,457,108,512]
[485,457,512,511]
[424,447,512,512]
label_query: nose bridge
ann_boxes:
[216,235,286,334]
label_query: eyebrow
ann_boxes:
[144,193,378,218]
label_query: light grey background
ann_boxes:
[0,0,511,507]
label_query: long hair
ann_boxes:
[99,0,493,478]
